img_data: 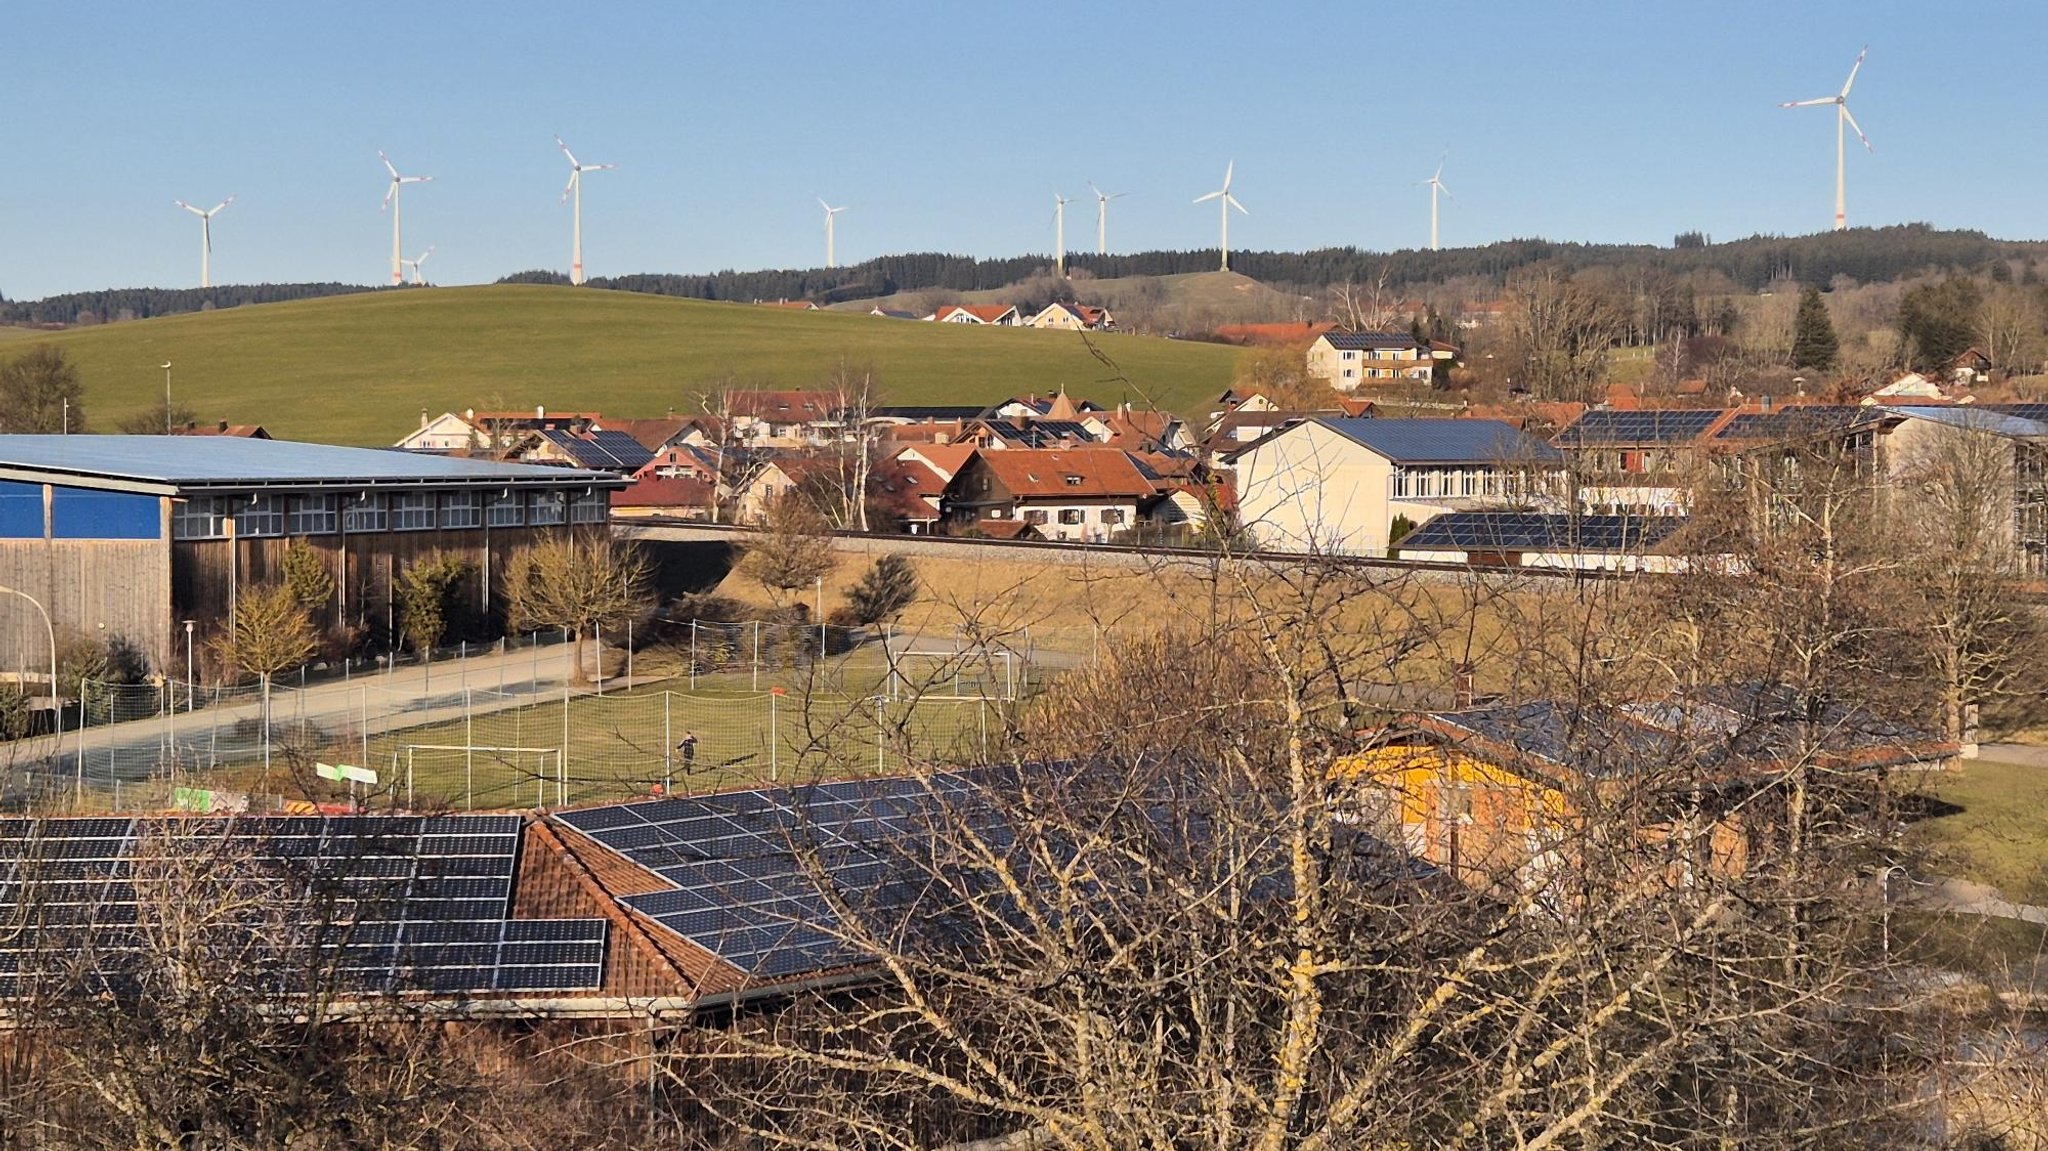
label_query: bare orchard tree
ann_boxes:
[661,550,1939,1149]
[501,530,655,685]
[697,377,772,525]
[738,491,838,608]
[824,362,881,532]
[1505,265,1625,401]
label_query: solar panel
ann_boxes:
[1398,512,1687,554]
[1553,409,1723,447]
[0,814,607,1000]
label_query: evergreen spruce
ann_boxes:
[1790,286,1840,370]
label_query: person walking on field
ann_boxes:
[676,730,698,773]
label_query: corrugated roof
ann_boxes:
[0,436,623,494]
[1875,405,2048,439]
[1318,418,1562,465]
[1397,512,1687,554]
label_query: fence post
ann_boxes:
[561,681,571,807]
[769,689,779,782]
[595,623,603,697]
[663,691,672,792]
[876,696,885,773]
[360,685,369,768]
[627,618,634,684]
[464,687,474,810]
[690,622,698,691]
[752,622,761,693]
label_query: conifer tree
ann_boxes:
[1790,285,1840,370]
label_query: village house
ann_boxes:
[610,475,717,521]
[396,407,601,453]
[1306,331,1434,389]
[930,303,1020,326]
[723,390,842,449]
[941,448,1160,543]
[1024,302,1116,331]
[510,427,657,475]
[1550,408,1739,515]
[1227,418,1563,557]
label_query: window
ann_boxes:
[345,494,387,532]
[288,494,337,535]
[1101,508,1126,525]
[571,490,607,523]
[1460,471,1477,497]
[1058,509,1083,525]
[529,491,566,525]
[439,491,482,529]
[1063,475,1083,487]
[173,496,226,540]
[487,491,524,527]
[984,508,1009,520]
[1024,509,1048,525]
[235,494,284,537]
[392,492,435,531]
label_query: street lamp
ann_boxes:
[0,585,61,790]
[183,620,195,713]
[160,361,174,434]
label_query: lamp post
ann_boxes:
[183,620,195,713]
[160,362,173,434]
[0,585,61,791]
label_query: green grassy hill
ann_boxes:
[9,285,1247,444]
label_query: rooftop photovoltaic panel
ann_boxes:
[0,814,606,999]
[1552,409,1724,446]
[1712,406,1863,442]
[1985,403,2048,424]
[1398,512,1687,554]
[555,774,1002,981]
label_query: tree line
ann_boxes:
[0,282,385,326]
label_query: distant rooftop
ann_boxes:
[1397,512,1688,554]
[0,436,623,494]
[1552,409,1728,447]
[1318,418,1563,465]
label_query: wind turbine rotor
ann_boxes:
[1841,104,1873,151]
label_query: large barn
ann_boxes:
[0,436,626,678]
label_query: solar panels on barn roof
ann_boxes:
[1318,418,1563,465]
[0,436,622,494]
[1711,406,1864,443]
[0,814,607,998]
[1551,409,1725,447]
[1396,512,1687,554]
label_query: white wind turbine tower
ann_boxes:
[1088,181,1127,256]
[556,135,616,285]
[819,199,848,268]
[1192,162,1247,272]
[1052,193,1074,275]
[379,152,433,286]
[1419,156,1452,251]
[1780,45,1873,232]
[401,246,435,286]
[173,195,235,288]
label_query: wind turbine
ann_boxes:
[1780,45,1873,232]
[173,195,235,288]
[819,199,848,268]
[1088,181,1128,256]
[556,135,616,285]
[1053,193,1074,275]
[1192,162,1247,272]
[1419,156,1452,251]
[379,152,433,286]
[401,246,435,286]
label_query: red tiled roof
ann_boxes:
[1209,321,1336,347]
[725,390,836,420]
[963,520,1041,540]
[612,476,715,509]
[869,457,945,522]
[895,443,976,480]
[971,448,1156,499]
[934,303,1017,323]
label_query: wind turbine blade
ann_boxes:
[1227,194,1247,215]
[1434,155,1445,181]
[589,163,616,172]
[213,195,236,215]
[1841,105,1873,151]
[556,135,580,167]
[1110,191,1129,200]
[203,220,211,254]
[562,171,577,203]
[1840,44,1867,97]
[1194,190,1223,204]
[175,200,200,215]
[1780,97,1835,108]
[1088,180,1101,199]
[1222,160,1234,190]
[1438,183,1454,199]
[381,182,395,212]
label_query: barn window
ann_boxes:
[439,492,483,529]
[288,495,337,535]
[391,492,435,531]
[487,491,524,527]
[570,490,607,523]
[235,495,285,538]
[529,491,567,525]
[172,497,227,540]
[345,494,387,532]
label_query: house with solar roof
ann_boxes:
[0,436,624,679]
[1550,408,1738,514]
[1226,417,1563,557]
[1392,511,1692,572]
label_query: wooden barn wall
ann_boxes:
[0,539,172,670]
[172,525,577,648]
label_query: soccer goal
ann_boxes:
[887,648,1020,702]
[396,744,563,811]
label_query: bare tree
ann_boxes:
[501,530,654,684]
[738,492,839,610]
[1505,266,1625,401]
[825,362,881,532]
[208,580,319,755]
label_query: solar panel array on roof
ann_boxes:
[1551,409,1724,447]
[1712,406,1864,442]
[539,428,656,473]
[1396,512,1687,554]
[0,814,606,999]
[0,436,621,491]
[1984,403,2048,424]
[1317,418,1564,465]
[1321,330,1421,351]
[1875,405,2048,438]
[555,775,1001,980]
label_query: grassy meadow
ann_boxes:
[8,285,1247,444]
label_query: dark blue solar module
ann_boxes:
[556,774,1001,981]
[1712,406,1864,442]
[0,814,606,999]
[1551,409,1724,447]
[1396,512,1688,554]
[1985,403,2048,424]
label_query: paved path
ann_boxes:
[1979,743,2048,768]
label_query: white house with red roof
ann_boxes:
[929,303,1020,326]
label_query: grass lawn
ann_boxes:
[6,285,1246,443]
[1907,757,2048,905]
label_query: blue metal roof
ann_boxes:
[1318,418,1562,465]
[1875,405,2048,438]
[0,436,624,494]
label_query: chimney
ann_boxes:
[1453,665,1476,709]
[666,406,675,419]
[420,408,429,429]
[464,407,475,421]
[217,420,228,433]
[537,404,546,419]
[1760,394,1774,414]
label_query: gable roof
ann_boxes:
[1316,418,1563,465]
[933,304,1017,324]
[601,417,694,451]
[894,443,976,481]
[968,448,1156,499]
[537,428,658,473]
[725,390,837,421]
[1551,409,1733,447]
[1872,404,2048,439]
[1318,330,1425,351]
[612,476,716,510]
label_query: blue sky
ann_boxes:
[1,0,2040,299]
